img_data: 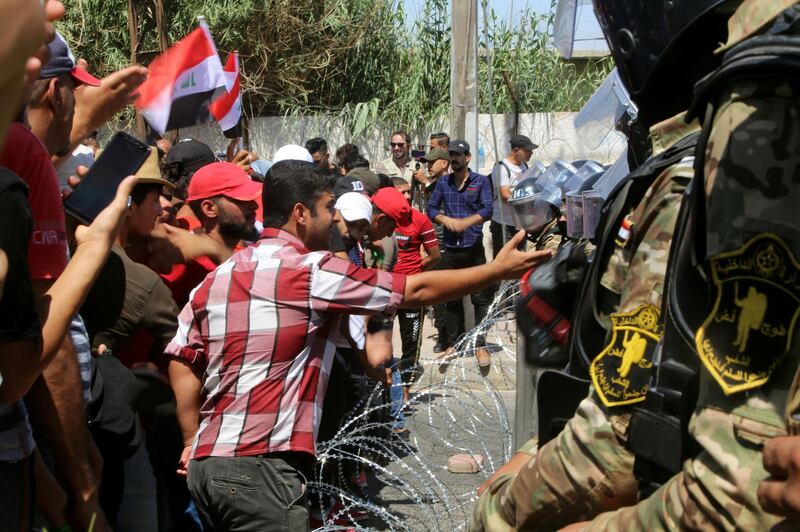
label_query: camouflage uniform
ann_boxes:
[471,114,699,531]
[582,2,800,529]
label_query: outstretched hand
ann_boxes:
[493,230,552,280]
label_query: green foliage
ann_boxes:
[478,5,612,114]
[57,0,610,139]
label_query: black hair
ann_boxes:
[391,176,408,188]
[304,137,328,156]
[335,143,359,165]
[342,154,370,173]
[430,132,450,148]
[187,196,224,221]
[130,183,163,206]
[391,130,411,145]
[27,74,76,112]
[262,160,336,229]
[376,174,394,189]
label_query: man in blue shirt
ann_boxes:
[426,140,494,368]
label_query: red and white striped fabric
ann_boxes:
[210,52,242,138]
[165,228,406,458]
[135,20,227,135]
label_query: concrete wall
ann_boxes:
[171,112,626,173]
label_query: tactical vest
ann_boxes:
[536,133,700,446]
[569,132,700,378]
[628,8,800,498]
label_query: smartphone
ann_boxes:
[64,132,150,224]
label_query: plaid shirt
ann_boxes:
[165,228,406,459]
[426,170,493,248]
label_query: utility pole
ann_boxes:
[450,0,479,157]
[127,0,146,139]
[450,0,480,331]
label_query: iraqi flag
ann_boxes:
[210,52,242,138]
[135,20,227,135]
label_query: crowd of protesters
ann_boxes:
[0,3,554,530]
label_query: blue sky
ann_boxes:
[402,0,608,55]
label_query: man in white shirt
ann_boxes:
[490,134,537,257]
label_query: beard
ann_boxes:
[218,209,258,242]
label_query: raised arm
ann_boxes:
[401,230,550,308]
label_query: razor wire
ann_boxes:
[311,280,521,530]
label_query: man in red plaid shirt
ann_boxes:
[166,160,552,531]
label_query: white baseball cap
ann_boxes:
[272,144,313,164]
[335,192,373,222]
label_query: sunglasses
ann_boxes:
[390,142,406,147]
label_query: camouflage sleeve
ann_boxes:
[469,437,539,531]
[470,472,516,532]
[470,396,638,531]
[582,402,784,531]
[616,162,692,314]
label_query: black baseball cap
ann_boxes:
[448,140,470,154]
[40,32,101,86]
[510,134,538,150]
[164,140,217,175]
[333,175,370,198]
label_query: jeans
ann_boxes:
[388,366,405,430]
[188,453,311,532]
[439,242,495,348]
[396,309,424,384]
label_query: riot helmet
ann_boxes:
[510,160,582,235]
[592,0,739,126]
[565,161,605,238]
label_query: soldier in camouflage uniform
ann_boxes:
[472,115,698,531]
[571,1,800,529]
[472,0,740,528]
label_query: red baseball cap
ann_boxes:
[187,162,262,202]
[372,187,411,225]
[40,33,101,87]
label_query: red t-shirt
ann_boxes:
[0,123,67,280]
[393,209,438,275]
[160,255,217,308]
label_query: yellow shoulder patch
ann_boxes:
[695,233,800,394]
[590,305,663,407]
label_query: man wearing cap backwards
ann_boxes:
[0,31,116,530]
[27,32,102,157]
[160,162,262,307]
[426,140,495,368]
[167,160,551,531]
[490,134,536,258]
